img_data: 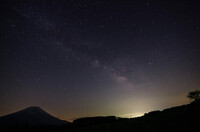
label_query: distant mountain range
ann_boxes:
[0,106,70,126]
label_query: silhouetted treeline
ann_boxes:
[73,116,118,127]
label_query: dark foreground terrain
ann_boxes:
[1,100,200,132]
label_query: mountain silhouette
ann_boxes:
[0,106,70,126]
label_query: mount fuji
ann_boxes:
[0,106,70,126]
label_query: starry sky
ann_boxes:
[0,0,200,121]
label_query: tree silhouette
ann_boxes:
[187,90,200,101]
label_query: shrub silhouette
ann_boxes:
[187,90,200,101]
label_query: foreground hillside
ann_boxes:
[69,100,200,132]
[1,100,200,132]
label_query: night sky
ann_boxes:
[1,0,200,121]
